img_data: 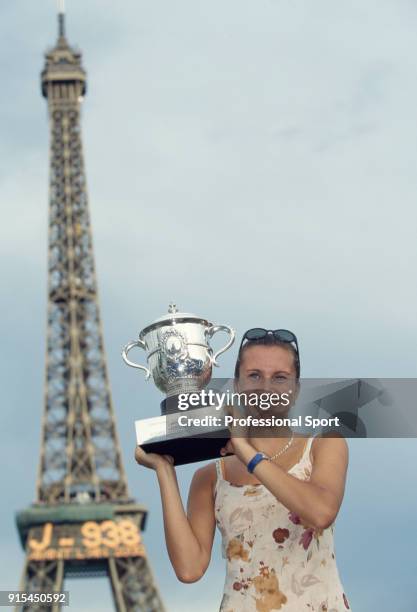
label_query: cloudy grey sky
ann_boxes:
[1,1,417,610]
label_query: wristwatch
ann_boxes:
[247,452,270,474]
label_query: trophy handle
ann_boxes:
[121,340,151,380]
[206,324,236,367]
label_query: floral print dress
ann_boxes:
[214,436,351,612]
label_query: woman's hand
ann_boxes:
[134,445,175,472]
[219,404,255,462]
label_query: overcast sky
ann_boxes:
[1,1,417,610]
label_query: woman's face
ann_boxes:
[236,344,298,397]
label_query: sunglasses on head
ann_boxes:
[238,328,299,354]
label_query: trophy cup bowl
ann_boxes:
[122,303,235,464]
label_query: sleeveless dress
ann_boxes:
[213,436,352,612]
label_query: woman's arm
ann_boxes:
[223,435,348,530]
[135,446,216,583]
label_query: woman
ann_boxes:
[135,328,352,611]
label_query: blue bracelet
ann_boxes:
[247,452,269,474]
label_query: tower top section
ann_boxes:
[41,4,87,100]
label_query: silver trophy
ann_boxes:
[122,304,235,464]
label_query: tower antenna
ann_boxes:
[57,0,66,38]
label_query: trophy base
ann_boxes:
[135,401,231,465]
[160,394,206,416]
[141,433,231,465]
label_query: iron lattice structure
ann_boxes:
[15,12,165,612]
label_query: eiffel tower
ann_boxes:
[15,6,165,611]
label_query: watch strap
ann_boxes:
[247,452,269,474]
